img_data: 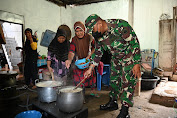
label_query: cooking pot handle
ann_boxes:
[35,79,40,85]
[57,85,63,94]
[54,86,60,93]
[57,88,61,94]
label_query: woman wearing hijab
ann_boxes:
[65,21,99,97]
[23,28,38,89]
[47,28,70,85]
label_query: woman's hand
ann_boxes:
[48,66,53,73]
[48,66,54,81]
[65,60,72,69]
[84,69,92,78]
[84,64,95,78]
[86,55,91,60]
[132,64,141,79]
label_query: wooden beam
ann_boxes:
[173,7,177,70]
[47,0,115,6]
[128,0,134,27]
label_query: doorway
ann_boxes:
[0,21,23,69]
[0,10,24,70]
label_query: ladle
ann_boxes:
[73,77,87,90]
[49,70,54,81]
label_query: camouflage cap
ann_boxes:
[85,14,101,34]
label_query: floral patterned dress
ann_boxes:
[47,51,68,85]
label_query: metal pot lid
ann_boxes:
[0,71,18,75]
[36,81,62,88]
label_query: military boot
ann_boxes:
[100,97,118,110]
[117,105,130,118]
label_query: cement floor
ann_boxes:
[1,80,177,118]
[85,86,177,118]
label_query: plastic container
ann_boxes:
[37,59,47,67]
[38,68,44,79]
[15,110,42,118]
[75,58,90,69]
[141,74,160,90]
[42,69,52,80]
[96,64,110,91]
[40,29,56,47]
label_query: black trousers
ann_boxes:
[24,60,38,85]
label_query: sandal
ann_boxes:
[90,93,95,96]
[90,93,100,98]
[94,94,100,98]
[32,85,37,89]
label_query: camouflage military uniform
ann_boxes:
[87,18,141,107]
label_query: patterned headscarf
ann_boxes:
[72,21,91,59]
[85,14,101,34]
[74,21,85,32]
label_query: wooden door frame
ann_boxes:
[173,7,177,68]
[0,10,25,62]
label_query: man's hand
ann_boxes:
[132,64,141,79]
[65,60,72,69]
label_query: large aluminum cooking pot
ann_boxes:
[0,71,17,89]
[36,80,62,103]
[56,86,84,113]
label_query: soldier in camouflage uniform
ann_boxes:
[84,14,141,118]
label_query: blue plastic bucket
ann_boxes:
[15,110,42,118]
